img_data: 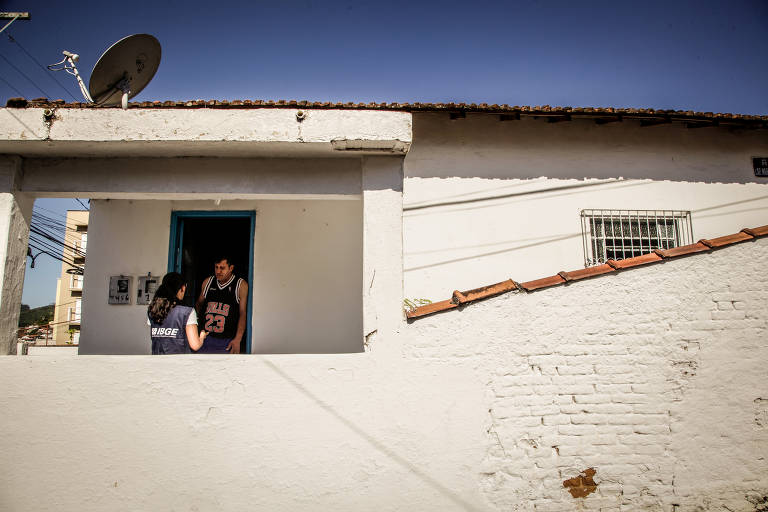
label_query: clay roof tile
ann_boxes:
[408,225,767,321]
[520,275,566,292]
[656,242,710,258]
[5,98,765,126]
[406,299,459,319]
[699,232,753,248]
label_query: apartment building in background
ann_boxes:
[51,210,88,345]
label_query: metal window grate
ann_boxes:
[580,209,693,267]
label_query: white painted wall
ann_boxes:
[80,198,362,354]
[0,236,764,511]
[403,113,768,300]
[251,199,363,353]
[25,345,78,356]
[21,157,363,198]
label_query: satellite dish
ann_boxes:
[89,34,161,108]
[49,34,161,109]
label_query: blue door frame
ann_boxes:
[168,210,255,353]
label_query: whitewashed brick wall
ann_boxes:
[0,238,765,511]
[407,237,768,511]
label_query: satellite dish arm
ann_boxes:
[48,51,93,103]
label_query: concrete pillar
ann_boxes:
[361,156,404,356]
[0,156,32,354]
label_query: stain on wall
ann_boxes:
[563,468,597,498]
[754,398,768,428]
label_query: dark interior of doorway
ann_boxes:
[179,217,251,353]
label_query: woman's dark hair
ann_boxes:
[148,272,186,324]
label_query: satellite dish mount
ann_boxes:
[49,34,161,110]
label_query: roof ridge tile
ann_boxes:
[407,224,767,321]
[5,98,768,124]
[520,274,566,292]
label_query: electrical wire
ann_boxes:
[28,238,76,261]
[35,203,89,221]
[28,235,82,265]
[26,202,88,271]
[5,32,79,102]
[30,210,85,235]
[0,52,51,98]
[31,212,83,233]
[28,221,85,268]
[28,236,79,263]
[32,206,88,233]
[0,73,23,96]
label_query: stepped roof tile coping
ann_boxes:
[406,225,768,320]
[5,97,767,127]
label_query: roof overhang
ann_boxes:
[0,107,412,158]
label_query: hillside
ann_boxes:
[18,304,54,327]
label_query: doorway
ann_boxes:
[168,211,255,353]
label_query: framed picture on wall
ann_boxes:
[108,275,132,304]
[136,275,157,305]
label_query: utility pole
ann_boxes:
[0,12,30,35]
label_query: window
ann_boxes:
[68,299,82,324]
[581,209,693,267]
[69,274,83,290]
[73,233,87,259]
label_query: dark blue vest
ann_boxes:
[149,305,193,354]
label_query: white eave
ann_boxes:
[0,107,412,158]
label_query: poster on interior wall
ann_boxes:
[754,157,768,177]
[136,275,157,305]
[108,275,132,304]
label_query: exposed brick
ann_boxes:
[711,310,746,321]
[591,404,637,414]
[711,292,744,302]
[594,365,636,375]
[542,415,571,426]
[619,434,667,445]
[530,405,561,416]
[571,394,611,404]
[559,424,599,435]
[556,365,595,376]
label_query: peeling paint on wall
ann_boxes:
[754,398,768,428]
[563,468,598,498]
[746,493,768,512]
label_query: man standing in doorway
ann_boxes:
[196,255,248,354]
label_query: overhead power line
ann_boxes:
[32,211,84,232]
[0,52,51,98]
[26,201,88,270]
[0,73,23,96]
[6,32,79,102]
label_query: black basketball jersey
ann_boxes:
[202,274,244,339]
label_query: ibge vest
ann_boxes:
[149,305,194,354]
[201,274,244,339]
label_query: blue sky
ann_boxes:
[3,0,767,306]
[2,0,767,112]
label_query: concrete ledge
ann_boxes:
[0,108,412,158]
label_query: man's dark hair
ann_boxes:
[214,255,234,267]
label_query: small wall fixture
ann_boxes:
[296,110,306,122]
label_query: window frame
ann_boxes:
[580,209,693,267]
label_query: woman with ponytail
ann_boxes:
[147,272,207,354]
